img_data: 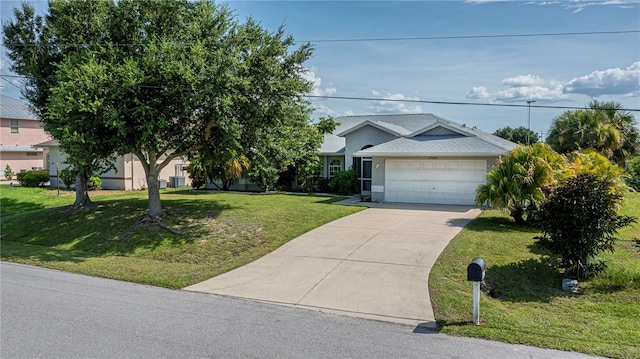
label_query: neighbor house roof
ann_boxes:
[34,139,60,148]
[320,113,517,157]
[0,146,42,152]
[0,94,37,120]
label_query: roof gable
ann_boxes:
[407,121,475,138]
[336,120,410,137]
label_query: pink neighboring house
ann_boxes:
[0,94,51,178]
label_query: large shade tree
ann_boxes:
[3,1,119,207]
[546,101,639,167]
[4,0,316,223]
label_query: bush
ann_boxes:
[4,164,14,180]
[625,156,640,191]
[88,175,101,190]
[59,168,76,189]
[535,174,637,279]
[16,170,50,187]
[328,169,357,195]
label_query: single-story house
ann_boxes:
[35,139,191,190]
[319,113,517,205]
[0,94,51,177]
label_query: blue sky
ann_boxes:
[2,0,639,137]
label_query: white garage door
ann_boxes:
[385,159,487,205]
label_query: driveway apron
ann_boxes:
[185,203,481,328]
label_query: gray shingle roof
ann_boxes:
[34,139,60,148]
[321,113,517,156]
[0,95,37,120]
[356,135,513,157]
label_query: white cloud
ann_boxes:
[559,0,640,13]
[466,86,492,99]
[301,68,337,97]
[495,85,566,102]
[502,74,547,87]
[564,61,640,97]
[467,62,639,102]
[369,90,423,114]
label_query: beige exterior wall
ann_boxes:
[0,118,51,177]
[44,147,190,190]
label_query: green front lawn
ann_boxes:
[430,193,640,359]
[0,186,364,288]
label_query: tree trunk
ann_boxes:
[146,164,163,219]
[72,164,92,208]
[510,206,525,225]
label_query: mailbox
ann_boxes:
[467,257,486,282]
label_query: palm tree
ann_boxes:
[546,101,639,167]
[476,143,566,225]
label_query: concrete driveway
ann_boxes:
[185,202,481,329]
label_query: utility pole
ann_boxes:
[526,100,536,145]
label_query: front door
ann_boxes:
[354,157,372,195]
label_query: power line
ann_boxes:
[300,30,639,43]
[4,30,638,47]
[304,95,640,112]
[3,74,638,112]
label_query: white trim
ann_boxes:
[353,151,506,157]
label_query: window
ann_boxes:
[26,152,38,157]
[329,159,342,178]
[10,119,19,133]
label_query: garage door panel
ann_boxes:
[384,159,486,205]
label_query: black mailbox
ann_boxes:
[467,257,486,282]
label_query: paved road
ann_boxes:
[1,262,601,358]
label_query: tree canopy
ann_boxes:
[3,1,120,207]
[3,0,317,222]
[493,126,539,145]
[546,101,639,167]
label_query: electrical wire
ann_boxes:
[2,74,638,113]
[4,30,638,47]
[300,30,640,43]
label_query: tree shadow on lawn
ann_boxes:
[0,197,47,217]
[462,215,541,234]
[484,256,576,303]
[1,197,234,261]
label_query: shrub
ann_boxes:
[535,174,637,279]
[328,169,357,195]
[625,156,640,191]
[88,175,101,190]
[59,168,76,189]
[16,170,50,187]
[185,161,206,190]
[4,164,14,180]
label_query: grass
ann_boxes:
[3,185,639,357]
[0,185,364,288]
[430,192,640,359]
